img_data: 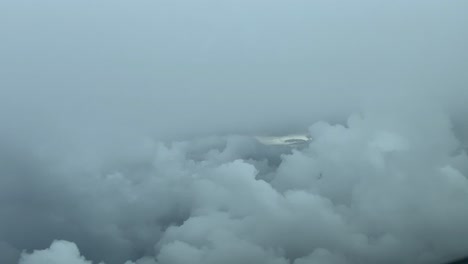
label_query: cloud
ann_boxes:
[19,241,93,264]
[5,111,468,264]
[0,1,468,264]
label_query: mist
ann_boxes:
[1,0,468,263]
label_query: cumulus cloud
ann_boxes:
[19,240,93,264]
[6,111,468,264]
[0,1,468,264]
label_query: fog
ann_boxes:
[1,1,468,263]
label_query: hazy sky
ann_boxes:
[1,0,468,143]
[1,1,468,264]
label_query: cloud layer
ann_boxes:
[6,109,468,264]
[1,1,468,264]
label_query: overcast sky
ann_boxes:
[1,0,468,143]
[1,1,468,264]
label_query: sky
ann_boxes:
[1,1,468,264]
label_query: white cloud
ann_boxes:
[19,241,93,264]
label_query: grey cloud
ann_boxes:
[0,1,468,264]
